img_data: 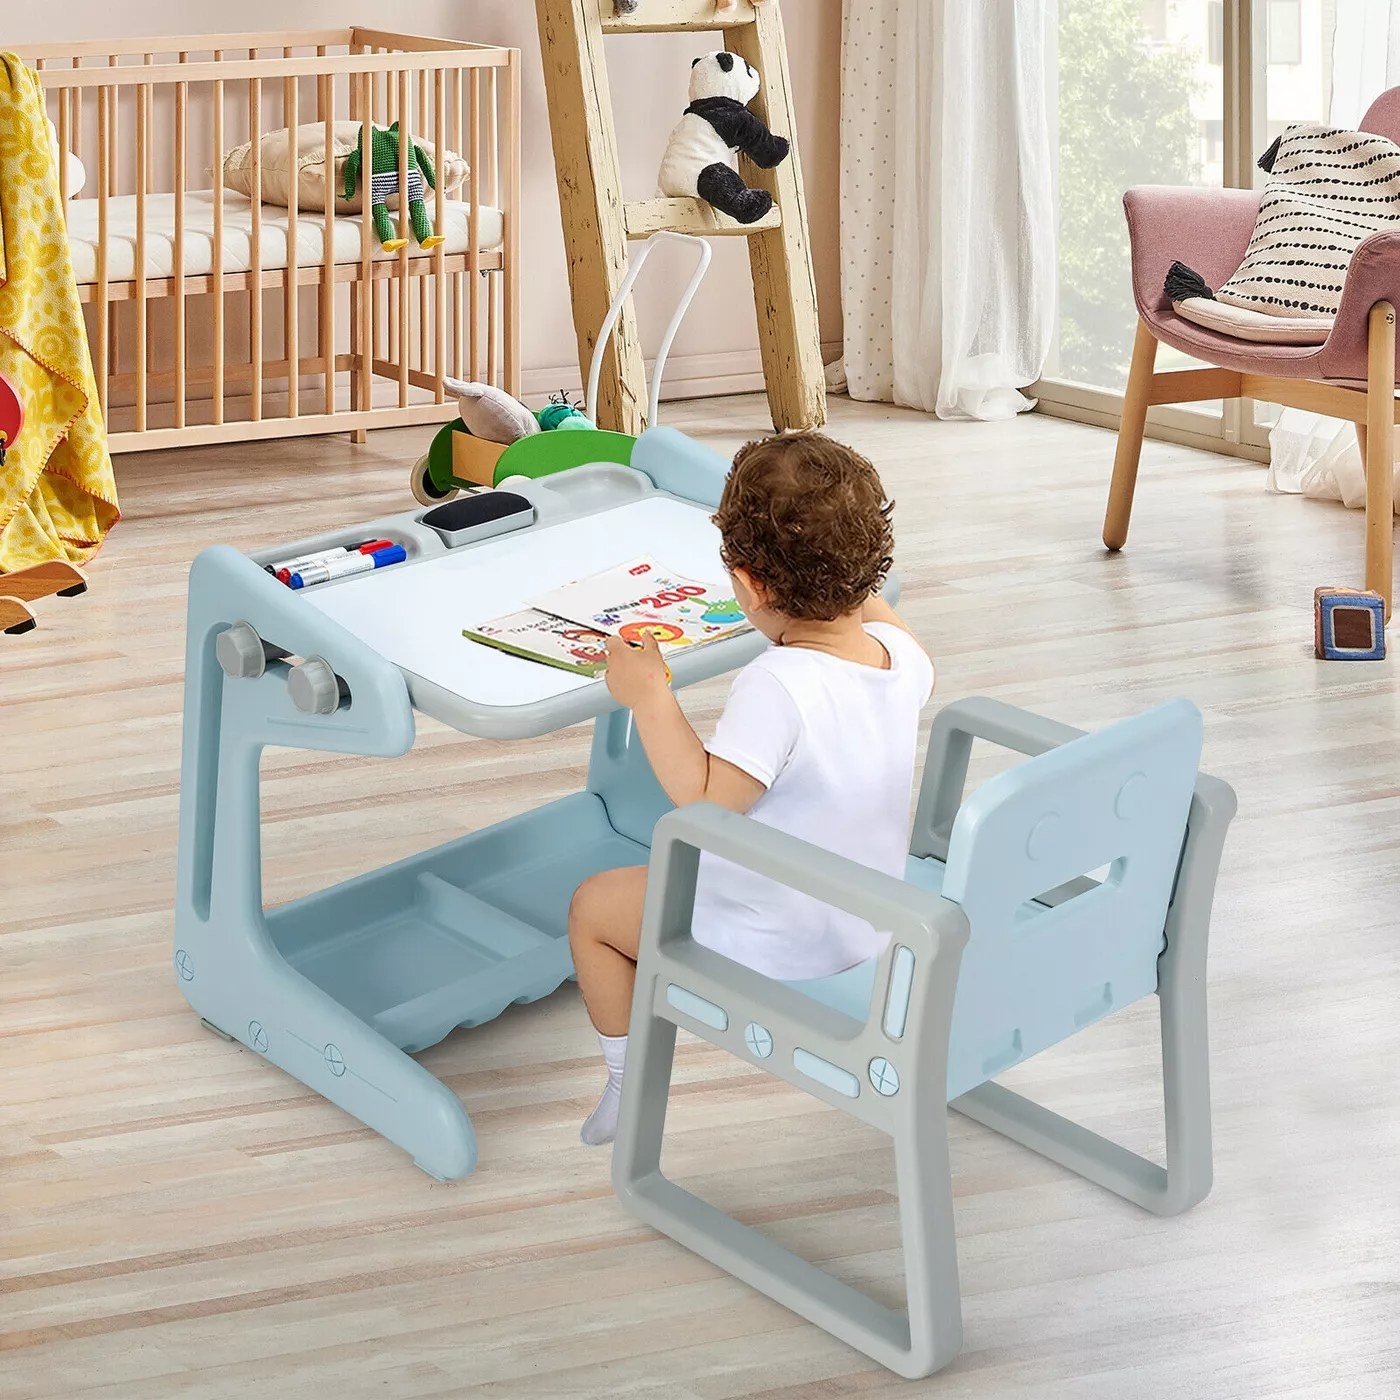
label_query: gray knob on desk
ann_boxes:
[288,656,344,715]
[216,621,267,679]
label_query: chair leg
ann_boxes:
[950,780,1232,1218]
[1,597,38,635]
[950,957,1211,1217]
[612,1007,964,1380]
[1103,318,1159,552]
[1364,302,1395,620]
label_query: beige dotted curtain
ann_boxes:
[832,0,1058,422]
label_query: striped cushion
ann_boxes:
[1169,124,1400,341]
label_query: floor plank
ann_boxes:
[2,397,1398,1398]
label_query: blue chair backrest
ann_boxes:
[940,699,1203,1098]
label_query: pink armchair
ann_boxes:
[1104,88,1400,617]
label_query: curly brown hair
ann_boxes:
[713,433,894,621]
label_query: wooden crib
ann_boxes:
[16,30,521,453]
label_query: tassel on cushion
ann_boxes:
[1164,261,1216,303]
[1257,134,1283,173]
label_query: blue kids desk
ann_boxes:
[174,428,760,1181]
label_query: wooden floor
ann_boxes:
[4,397,1399,1399]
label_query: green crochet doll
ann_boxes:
[342,121,445,253]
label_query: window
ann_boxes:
[1039,0,1336,455]
[1203,118,1225,166]
[1267,0,1302,66]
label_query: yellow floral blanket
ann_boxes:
[0,54,119,573]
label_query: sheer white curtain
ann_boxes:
[1268,1,1400,509]
[832,0,1058,421]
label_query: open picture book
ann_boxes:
[463,556,751,675]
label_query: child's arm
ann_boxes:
[604,637,766,812]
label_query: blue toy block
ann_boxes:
[1314,586,1386,660]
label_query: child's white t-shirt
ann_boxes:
[690,621,935,981]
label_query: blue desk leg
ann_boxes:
[174,548,479,1180]
[586,708,674,845]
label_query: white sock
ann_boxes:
[580,1031,628,1147]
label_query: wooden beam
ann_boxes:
[727,3,825,429]
[602,0,757,34]
[76,253,503,304]
[1147,368,1242,405]
[1364,303,1395,618]
[535,0,648,433]
[625,196,781,239]
[1238,373,1374,422]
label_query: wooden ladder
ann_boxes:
[535,0,825,436]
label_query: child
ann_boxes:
[567,433,934,1146]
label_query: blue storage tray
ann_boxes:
[266,793,646,1054]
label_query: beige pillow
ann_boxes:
[222,121,469,214]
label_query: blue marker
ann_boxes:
[290,543,407,589]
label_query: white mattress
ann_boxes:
[65,191,504,285]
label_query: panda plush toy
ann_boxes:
[657,50,789,225]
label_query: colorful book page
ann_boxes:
[530,555,750,651]
[463,610,610,676]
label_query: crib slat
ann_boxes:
[143,57,154,195]
[72,61,82,170]
[96,85,110,423]
[107,55,120,385]
[433,69,446,402]
[135,81,148,433]
[285,72,300,420]
[213,59,225,426]
[503,54,521,398]
[250,71,263,423]
[452,67,464,381]
[486,68,499,388]
[397,66,410,409]
[468,69,480,384]
[357,73,373,434]
[174,75,187,428]
[321,73,336,416]
[107,54,119,194]
[58,88,71,207]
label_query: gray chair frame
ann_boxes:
[612,698,1237,1379]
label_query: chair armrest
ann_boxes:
[1319,229,1400,380]
[910,698,1085,862]
[649,804,955,950]
[1123,185,1262,321]
[639,803,968,1060]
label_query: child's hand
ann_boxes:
[604,635,671,708]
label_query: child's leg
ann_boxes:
[568,865,647,1145]
[568,864,647,1035]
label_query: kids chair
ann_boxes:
[613,697,1236,1380]
[1105,87,1400,618]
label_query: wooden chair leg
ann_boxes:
[1364,302,1395,620]
[1,597,37,634]
[1103,318,1159,551]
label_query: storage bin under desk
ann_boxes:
[267,792,647,1054]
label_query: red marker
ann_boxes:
[270,539,396,585]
